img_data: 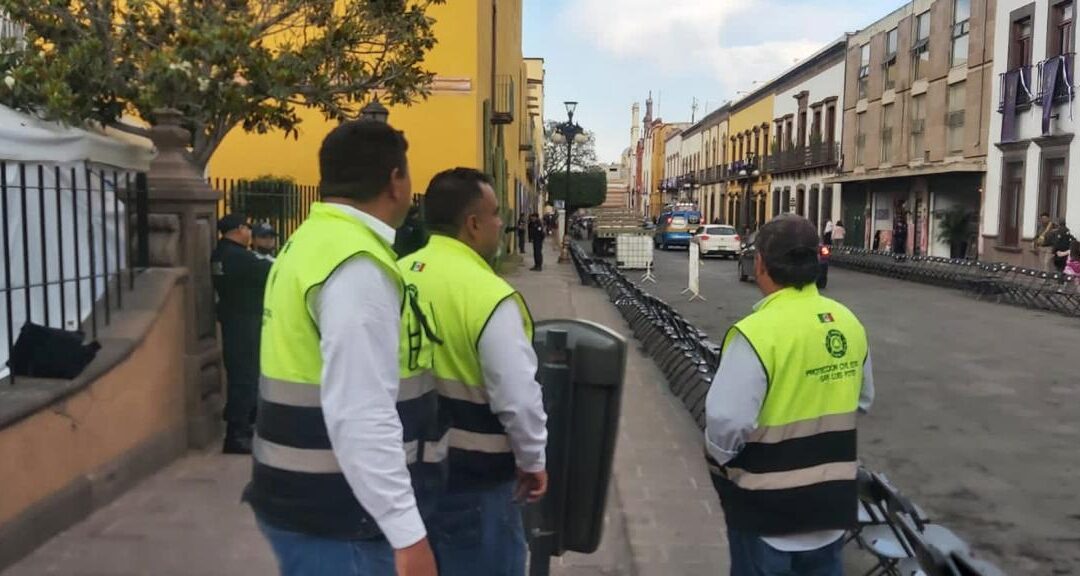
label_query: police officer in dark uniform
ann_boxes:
[212,213,273,454]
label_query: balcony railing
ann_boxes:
[1035,53,1075,105]
[765,142,840,174]
[997,65,1034,112]
[492,75,515,125]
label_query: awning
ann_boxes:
[0,105,155,171]
[824,161,986,184]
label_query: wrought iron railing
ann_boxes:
[1,162,149,382]
[765,142,840,174]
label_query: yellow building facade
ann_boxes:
[209,0,541,227]
[724,94,774,230]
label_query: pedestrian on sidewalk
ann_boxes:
[516,213,527,254]
[832,220,846,247]
[823,220,834,245]
[402,168,548,576]
[247,120,443,576]
[1051,219,1073,274]
[1064,239,1080,283]
[1035,213,1058,272]
[704,214,874,576]
[212,213,272,455]
[252,223,278,262]
[529,212,546,271]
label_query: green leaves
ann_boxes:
[547,170,608,209]
[0,0,444,167]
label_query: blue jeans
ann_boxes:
[431,481,526,576]
[728,528,844,576]
[257,516,395,576]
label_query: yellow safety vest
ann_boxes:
[245,202,445,539]
[401,235,534,489]
[708,285,867,535]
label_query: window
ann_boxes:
[947,82,966,154]
[855,112,866,166]
[881,103,894,164]
[885,28,899,90]
[913,11,931,79]
[1039,156,1068,223]
[812,109,822,141]
[910,94,926,160]
[826,104,837,143]
[1011,16,1033,69]
[952,0,971,67]
[1000,160,1025,246]
[797,111,807,148]
[1051,1,1075,57]
[858,43,871,100]
[775,122,785,152]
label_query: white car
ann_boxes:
[693,225,741,258]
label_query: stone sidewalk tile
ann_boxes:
[509,241,730,575]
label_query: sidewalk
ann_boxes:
[6,240,729,576]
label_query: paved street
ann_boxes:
[631,246,1080,575]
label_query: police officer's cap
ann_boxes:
[253,223,278,238]
[218,213,248,234]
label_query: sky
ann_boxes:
[522,0,905,163]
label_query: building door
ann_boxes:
[842,186,868,248]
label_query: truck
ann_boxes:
[588,207,649,259]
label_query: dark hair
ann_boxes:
[319,120,408,202]
[423,168,495,236]
[756,215,821,288]
[1071,239,1080,260]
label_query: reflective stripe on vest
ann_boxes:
[246,205,445,540]
[711,285,866,535]
[401,236,534,488]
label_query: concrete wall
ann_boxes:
[0,269,190,570]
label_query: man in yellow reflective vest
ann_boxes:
[247,121,441,576]
[705,215,874,575]
[401,168,549,576]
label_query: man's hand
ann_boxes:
[515,468,548,503]
[395,537,438,576]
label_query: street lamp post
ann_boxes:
[360,99,390,123]
[551,101,586,263]
[738,152,760,233]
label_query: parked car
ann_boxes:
[692,225,741,258]
[653,209,702,250]
[737,232,831,289]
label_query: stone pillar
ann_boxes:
[146,110,223,448]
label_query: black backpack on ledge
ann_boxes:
[8,323,101,380]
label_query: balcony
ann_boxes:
[726,157,765,179]
[492,75,515,125]
[765,142,841,174]
[1035,53,1075,106]
[997,66,1034,112]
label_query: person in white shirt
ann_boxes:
[400,168,548,576]
[247,120,438,576]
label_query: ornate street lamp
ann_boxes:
[551,101,587,262]
[360,100,390,123]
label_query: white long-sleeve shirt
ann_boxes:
[478,299,548,473]
[705,330,874,552]
[313,203,425,550]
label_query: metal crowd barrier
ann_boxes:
[572,247,1006,576]
[831,248,1080,317]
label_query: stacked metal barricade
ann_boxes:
[568,243,1007,576]
[831,248,1080,317]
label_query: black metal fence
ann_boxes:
[830,248,1080,317]
[570,243,1006,575]
[212,178,320,242]
[0,162,150,382]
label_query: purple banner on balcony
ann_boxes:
[1042,57,1062,135]
[1002,69,1020,142]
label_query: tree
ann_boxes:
[542,120,598,181]
[547,169,607,209]
[0,0,444,169]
